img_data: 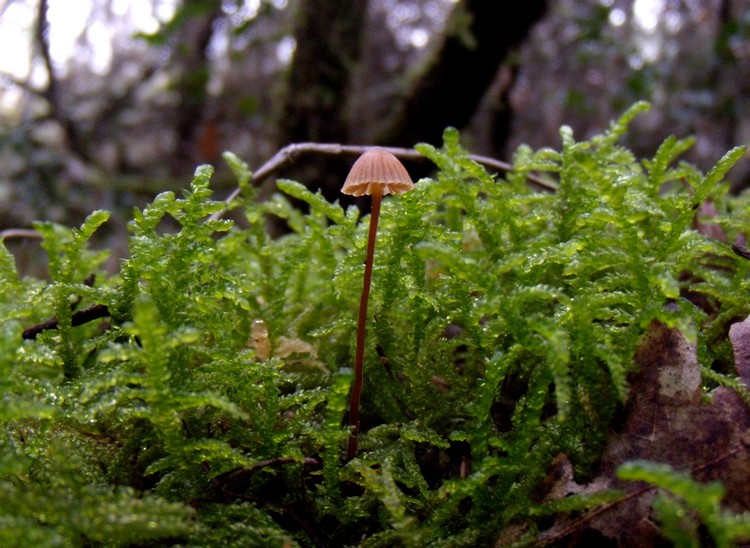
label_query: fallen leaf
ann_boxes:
[533,321,750,545]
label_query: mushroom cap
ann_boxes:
[341,147,414,197]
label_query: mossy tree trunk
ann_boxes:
[375,0,548,153]
[171,0,223,172]
[712,0,750,189]
[275,0,368,204]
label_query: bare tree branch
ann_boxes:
[208,142,557,221]
[22,304,110,341]
[0,229,43,240]
[0,72,45,98]
[34,0,92,163]
[0,0,16,19]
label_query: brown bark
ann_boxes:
[278,0,368,146]
[274,0,368,204]
[375,0,548,151]
[713,0,750,190]
[171,0,223,170]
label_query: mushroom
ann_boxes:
[341,147,414,460]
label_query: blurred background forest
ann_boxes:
[1,0,749,265]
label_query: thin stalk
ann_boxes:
[347,190,382,460]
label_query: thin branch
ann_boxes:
[732,243,750,261]
[22,304,110,340]
[0,0,15,19]
[208,143,557,221]
[0,229,43,240]
[34,0,92,163]
[532,446,743,546]
[35,0,54,86]
[238,456,320,476]
[0,72,46,98]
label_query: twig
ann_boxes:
[35,0,56,106]
[0,71,46,98]
[239,456,320,476]
[22,303,110,340]
[207,143,557,222]
[532,446,743,546]
[35,0,92,163]
[732,243,750,261]
[0,229,43,240]
[0,1,14,19]
[215,456,321,494]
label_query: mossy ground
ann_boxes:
[1,103,750,546]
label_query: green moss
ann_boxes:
[0,102,748,545]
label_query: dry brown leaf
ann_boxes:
[729,316,750,387]
[533,321,750,546]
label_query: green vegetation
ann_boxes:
[1,102,749,545]
[617,461,750,548]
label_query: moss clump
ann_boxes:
[0,102,749,546]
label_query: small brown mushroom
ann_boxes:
[341,147,415,198]
[342,147,414,460]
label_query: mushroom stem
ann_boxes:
[340,147,413,461]
[347,189,382,460]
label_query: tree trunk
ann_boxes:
[278,0,368,146]
[713,0,750,190]
[171,0,223,172]
[271,0,368,217]
[375,0,548,151]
